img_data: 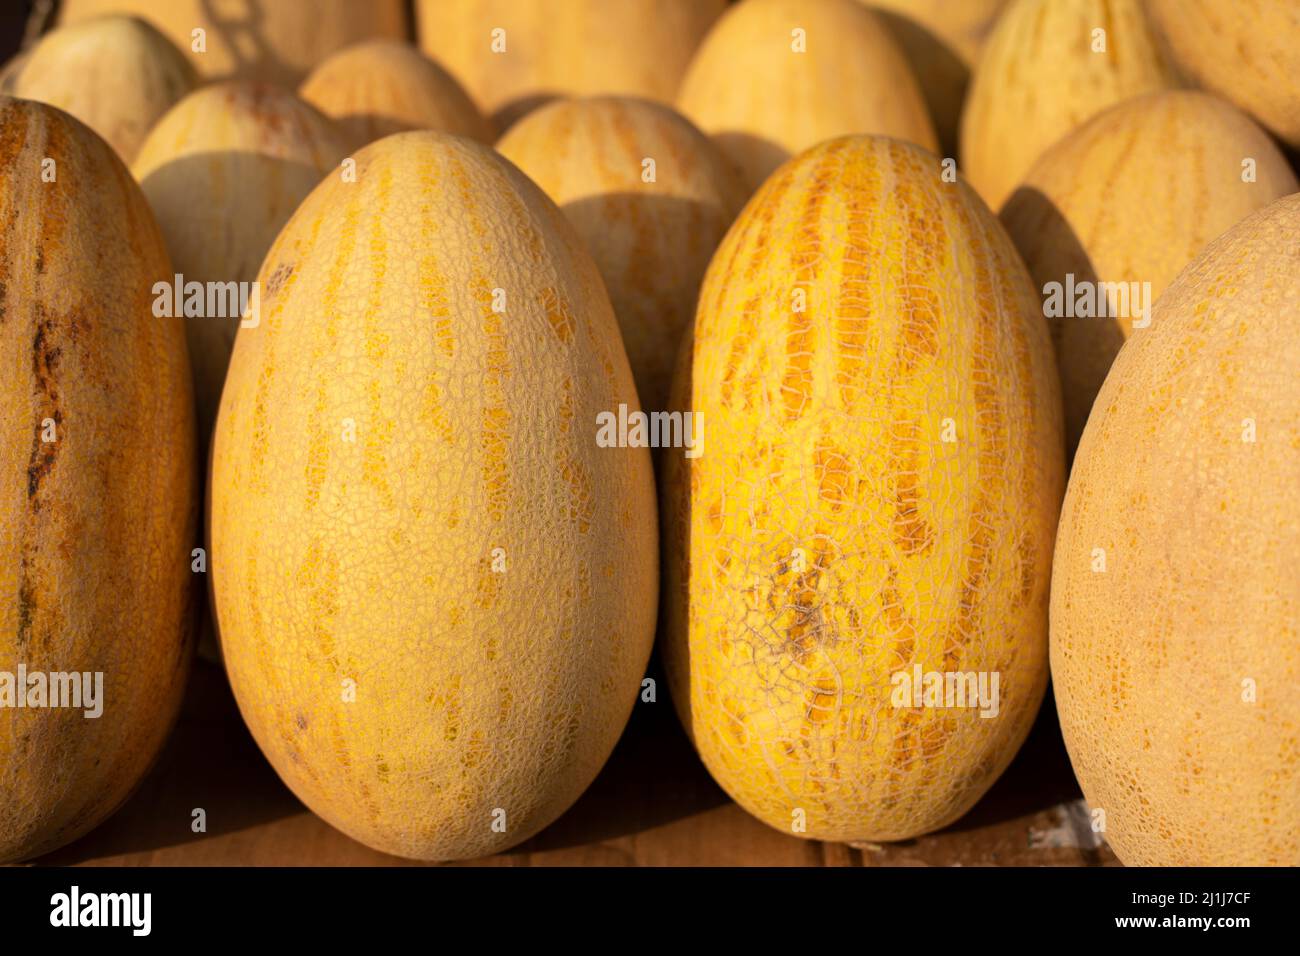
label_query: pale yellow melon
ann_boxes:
[300,39,491,151]
[210,131,658,861]
[678,0,938,193]
[0,97,195,862]
[1147,0,1300,149]
[864,0,1008,157]
[1001,90,1298,452]
[10,16,197,162]
[132,82,348,447]
[961,0,1179,209]
[497,96,746,411]
[663,136,1065,842]
[1051,192,1300,866]
[58,0,409,86]
[416,0,726,132]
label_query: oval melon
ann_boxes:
[210,131,658,861]
[864,0,1008,157]
[416,0,726,133]
[1147,0,1300,149]
[1000,90,1298,452]
[10,15,197,163]
[300,40,491,152]
[58,0,409,86]
[662,136,1065,841]
[0,97,195,862]
[132,82,348,448]
[1050,192,1300,866]
[678,0,938,192]
[961,0,1179,209]
[497,96,746,412]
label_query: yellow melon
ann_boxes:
[300,39,491,152]
[58,0,409,86]
[1147,0,1300,149]
[1051,192,1300,866]
[9,15,197,163]
[416,0,726,132]
[132,82,348,448]
[0,97,195,862]
[961,0,1179,209]
[1000,90,1298,452]
[662,136,1065,842]
[864,0,1008,157]
[497,96,746,412]
[678,0,937,192]
[210,131,658,861]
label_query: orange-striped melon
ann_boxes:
[662,136,1065,842]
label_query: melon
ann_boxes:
[864,0,1008,157]
[1147,0,1300,149]
[416,0,726,132]
[1050,193,1300,866]
[662,136,1065,841]
[960,0,1179,209]
[678,0,938,193]
[0,97,195,862]
[210,131,658,861]
[1000,90,1298,453]
[58,0,409,86]
[132,82,348,448]
[9,16,197,163]
[300,40,491,152]
[497,96,746,412]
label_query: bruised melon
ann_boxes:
[210,131,657,861]
[300,40,491,152]
[58,0,409,86]
[497,96,746,411]
[0,98,195,862]
[961,0,1179,209]
[678,0,937,192]
[1001,90,1298,452]
[1050,193,1300,866]
[662,136,1065,842]
[10,15,197,163]
[132,82,347,447]
[416,0,726,132]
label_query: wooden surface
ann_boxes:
[18,657,1118,867]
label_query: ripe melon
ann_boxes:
[961,0,1179,209]
[678,0,938,192]
[132,82,348,448]
[210,131,658,861]
[0,98,195,862]
[416,0,726,132]
[497,96,746,412]
[1147,0,1300,149]
[58,0,409,86]
[1000,90,1298,453]
[662,136,1065,841]
[1050,193,1300,866]
[9,15,197,163]
[300,40,491,152]
[863,0,1008,157]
